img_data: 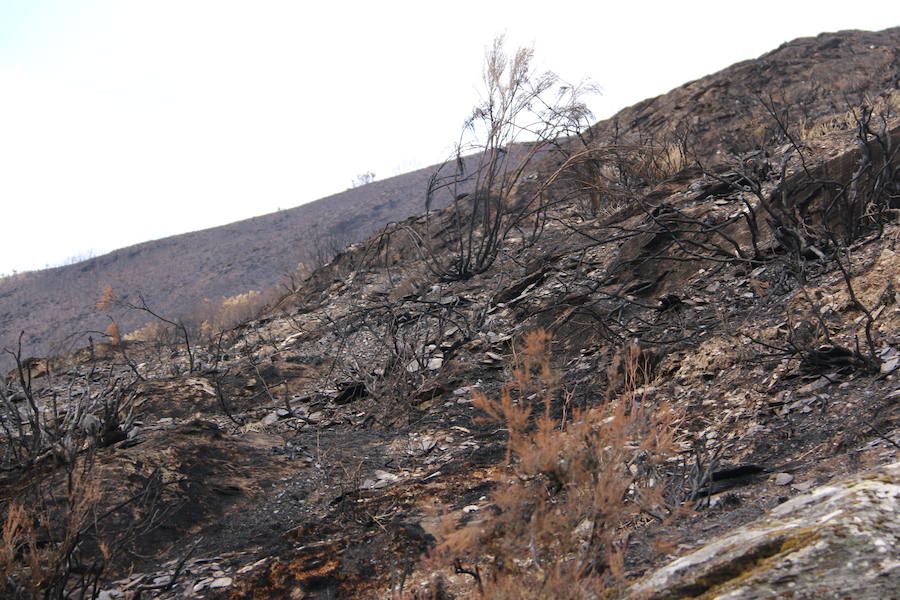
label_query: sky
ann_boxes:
[0,1,897,276]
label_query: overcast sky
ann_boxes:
[0,1,896,276]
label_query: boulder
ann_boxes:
[627,461,900,599]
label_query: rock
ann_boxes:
[407,354,444,373]
[262,412,279,425]
[210,577,232,588]
[626,461,900,599]
[773,472,794,486]
[290,404,309,418]
[486,331,511,344]
[361,470,400,490]
[574,518,594,539]
[882,357,899,374]
[797,376,831,396]
[480,351,504,366]
[193,578,213,592]
[80,413,101,436]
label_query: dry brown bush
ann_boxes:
[1,461,105,599]
[95,286,114,312]
[431,330,678,598]
[103,322,121,346]
[196,289,271,339]
[559,125,693,217]
[799,90,900,142]
[123,320,168,343]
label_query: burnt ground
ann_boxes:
[6,188,897,598]
[1,26,899,600]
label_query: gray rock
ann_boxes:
[773,472,794,486]
[797,376,831,396]
[627,461,900,599]
[80,413,101,436]
[210,576,232,588]
[361,469,400,490]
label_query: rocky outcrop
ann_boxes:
[627,462,900,600]
[587,27,900,158]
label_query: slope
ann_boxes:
[0,26,898,600]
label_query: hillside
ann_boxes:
[1,27,899,600]
[587,27,900,154]
[0,160,451,366]
[2,28,898,369]
[0,141,539,371]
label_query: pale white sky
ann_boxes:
[0,1,896,275]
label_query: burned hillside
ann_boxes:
[1,27,899,600]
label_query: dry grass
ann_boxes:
[124,320,168,343]
[196,289,273,339]
[634,143,691,184]
[1,461,106,599]
[430,330,678,598]
[799,90,900,142]
[564,138,692,216]
[120,285,279,348]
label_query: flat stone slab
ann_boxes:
[627,461,900,599]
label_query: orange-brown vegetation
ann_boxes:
[196,289,281,340]
[96,285,115,312]
[0,461,105,599]
[430,330,678,598]
[104,322,121,346]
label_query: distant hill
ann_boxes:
[0,162,446,363]
[2,26,898,366]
